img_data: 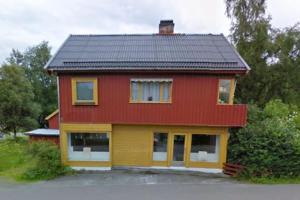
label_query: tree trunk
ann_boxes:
[13,127,16,140]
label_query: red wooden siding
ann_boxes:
[29,135,60,146]
[59,74,247,127]
[48,112,59,129]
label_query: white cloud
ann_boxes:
[0,0,299,63]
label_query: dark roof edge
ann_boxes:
[221,34,251,71]
[48,67,248,74]
[44,34,71,70]
[68,33,224,37]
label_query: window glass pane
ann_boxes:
[152,82,160,101]
[131,82,138,101]
[132,80,172,103]
[142,82,150,101]
[76,82,94,101]
[190,134,219,162]
[162,82,170,102]
[218,79,231,104]
[153,132,168,161]
[141,82,160,102]
[68,133,109,161]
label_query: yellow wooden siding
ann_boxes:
[112,126,152,166]
[112,125,229,169]
[60,123,228,169]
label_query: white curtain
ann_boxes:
[131,81,171,102]
[131,82,138,101]
[163,82,170,102]
[142,83,150,101]
[152,82,160,101]
[141,82,160,101]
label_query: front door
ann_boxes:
[172,134,186,166]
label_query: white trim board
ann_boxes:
[137,166,223,174]
[71,167,111,171]
[71,166,222,173]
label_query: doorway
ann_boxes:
[172,134,186,166]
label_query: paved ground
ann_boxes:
[0,169,300,200]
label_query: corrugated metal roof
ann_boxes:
[46,34,250,71]
[25,129,59,136]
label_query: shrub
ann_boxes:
[228,100,300,178]
[21,141,71,180]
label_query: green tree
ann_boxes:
[7,41,57,127]
[225,0,300,107]
[225,0,272,106]
[6,49,24,66]
[0,65,40,139]
[268,25,300,106]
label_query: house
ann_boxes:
[25,110,59,145]
[45,20,249,172]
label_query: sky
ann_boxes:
[0,0,299,63]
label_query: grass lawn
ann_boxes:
[0,137,72,182]
[0,138,35,181]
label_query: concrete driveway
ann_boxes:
[0,170,299,200]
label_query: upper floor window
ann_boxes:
[71,78,98,105]
[130,79,172,103]
[218,79,235,104]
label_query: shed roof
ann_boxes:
[25,129,59,136]
[45,34,250,72]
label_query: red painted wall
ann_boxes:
[29,135,60,146]
[48,113,59,129]
[59,74,247,127]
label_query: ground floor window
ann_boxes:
[190,134,220,162]
[153,132,168,161]
[68,133,109,161]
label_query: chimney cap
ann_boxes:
[159,20,175,34]
[159,20,174,26]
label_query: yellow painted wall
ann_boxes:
[60,123,228,169]
[112,126,152,166]
[112,125,229,169]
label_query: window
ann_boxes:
[153,132,168,161]
[218,79,234,104]
[190,134,219,162]
[71,78,98,105]
[130,79,172,103]
[68,133,109,161]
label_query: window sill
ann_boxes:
[73,101,98,106]
[216,103,233,106]
[189,160,219,164]
[129,101,172,104]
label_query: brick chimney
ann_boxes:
[159,20,174,34]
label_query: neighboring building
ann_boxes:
[26,110,59,145]
[45,20,249,172]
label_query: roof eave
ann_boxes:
[47,67,248,75]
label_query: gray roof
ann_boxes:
[25,129,59,136]
[46,34,250,72]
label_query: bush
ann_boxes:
[228,100,300,178]
[21,141,71,180]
